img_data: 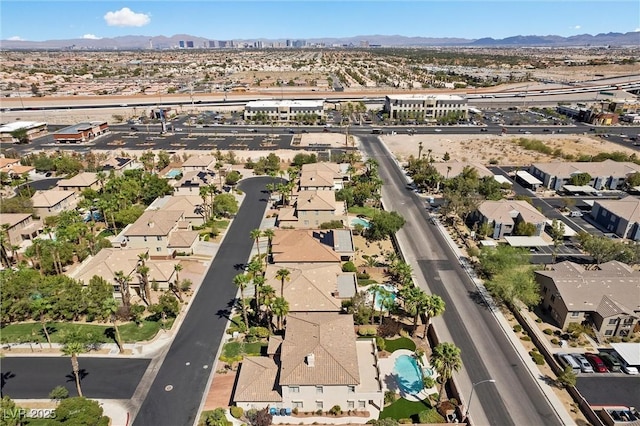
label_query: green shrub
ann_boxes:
[513,324,522,332]
[418,409,445,424]
[535,318,543,323]
[520,336,532,342]
[358,326,377,336]
[342,261,357,272]
[529,350,545,365]
[551,338,559,345]
[357,272,371,280]
[330,405,341,415]
[230,406,243,419]
[248,327,270,339]
[48,385,69,400]
[376,336,386,352]
[316,409,323,415]
[384,390,397,405]
[399,419,412,424]
[543,328,553,335]
[320,220,345,229]
[292,407,298,415]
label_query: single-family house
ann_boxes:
[270,229,354,264]
[31,189,79,218]
[56,172,100,192]
[101,157,140,175]
[590,196,640,240]
[181,155,217,172]
[233,312,383,419]
[472,200,547,239]
[299,163,347,190]
[122,210,197,257]
[277,190,345,229]
[0,213,42,245]
[535,261,640,338]
[148,195,207,226]
[173,170,218,196]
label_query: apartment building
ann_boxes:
[244,100,325,123]
[529,160,640,191]
[590,196,640,240]
[383,94,468,122]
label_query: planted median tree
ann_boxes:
[431,342,462,404]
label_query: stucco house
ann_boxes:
[233,312,383,420]
[56,172,100,192]
[0,213,42,245]
[299,163,348,191]
[590,196,640,241]
[472,200,547,239]
[31,189,79,218]
[121,210,197,258]
[535,261,640,338]
[277,190,345,229]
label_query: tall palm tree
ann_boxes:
[233,273,251,330]
[61,340,89,397]
[271,296,289,332]
[431,342,463,404]
[102,298,124,354]
[31,296,53,348]
[137,252,151,305]
[424,294,446,330]
[199,186,211,222]
[173,263,184,302]
[250,228,262,259]
[247,258,263,279]
[260,284,276,332]
[113,271,132,312]
[262,228,275,267]
[275,268,291,298]
[418,141,424,159]
[368,284,384,324]
[0,226,12,268]
[252,274,266,320]
[377,287,392,324]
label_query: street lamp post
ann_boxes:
[464,379,496,420]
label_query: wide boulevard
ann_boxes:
[359,135,563,426]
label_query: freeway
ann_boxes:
[359,135,563,426]
[132,177,271,425]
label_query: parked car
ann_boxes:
[584,353,608,373]
[556,352,581,374]
[611,353,639,375]
[598,352,622,372]
[571,354,594,373]
[480,128,488,132]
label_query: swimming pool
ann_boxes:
[394,354,424,395]
[165,168,182,178]
[350,217,371,229]
[369,284,397,311]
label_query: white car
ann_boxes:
[434,128,442,132]
[612,353,639,375]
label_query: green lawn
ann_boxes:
[379,398,434,421]
[384,337,416,352]
[220,341,267,362]
[0,319,174,345]
[348,206,377,218]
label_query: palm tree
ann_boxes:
[137,252,151,305]
[113,271,132,312]
[0,225,12,268]
[368,284,384,324]
[271,296,289,332]
[30,296,53,348]
[247,258,263,279]
[250,228,263,260]
[102,298,124,354]
[418,141,424,159]
[431,342,463,404]
[262,228,275,267]
[233,273,251,330]
[377,287,393,324]
[252,274,266,320]
[61,340,88,397]
[261,284,276,333]
[275,268,291,298]
[173,263,184,301]
[199,186,211,222]
[424,294,446,330]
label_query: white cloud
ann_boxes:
[83,34,101,40]
[573,25,581,30]
[635,28,640,32]
[104,7,150,27]
[8,36,25,41]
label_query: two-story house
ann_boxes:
[122,210,198,258]
[56,172,100,192]
[299,163,348,191]
[181,155,217,172]
[31,189,79,218]
[471,200,547,239]
[277,190,345,229]
[1,213,42,245]
[233,312,383,419]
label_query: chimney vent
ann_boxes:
[306,353,315,367]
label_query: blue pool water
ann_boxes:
[394,355,424,395]
[369,284,397,311]
[165,168,182,178]
[350,217,371,229]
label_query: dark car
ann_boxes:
[130,126,139,131]
[480,128,488,132]
[301,130,309,133]
[584,353,607,373]
[287,128,295,134]
[598,352,622,372]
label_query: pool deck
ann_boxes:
[378,349,439,402]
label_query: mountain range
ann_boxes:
[2,32,639,49]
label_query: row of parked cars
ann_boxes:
[556,352,638,375]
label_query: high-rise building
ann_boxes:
[186,40,194,48]
[208,40,216,48]
[178,40,185,48]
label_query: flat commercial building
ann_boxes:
[383,94,468,122]
[53,121,108,144]
[0,121,47,143]
[244,100,325,123]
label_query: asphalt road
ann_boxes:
[132,177,271,426]
[1,357,150,399]
[359,135,562,426]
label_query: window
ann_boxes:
[571,312,580,317]
[290,386,300,393]
[156,247,161,252]
[293,401,303,409]
[157,236,162,241]
[143,236,147,242]
[358,401,366,409]
[347,401,355,409]
[605,330,613,336]
[348,385,355,394]
[316,401,323,410]
[315,386,323,394]
[609,319,618,325]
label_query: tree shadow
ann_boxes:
[467,290,490,310]
[233,263,246,271]
[65,369,89,387]
[1,371,16,397]
[216,309,232,321]
[39,325,57,340]
[539,374,561,388]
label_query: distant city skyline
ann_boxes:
[2,1,639,42]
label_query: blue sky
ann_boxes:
[2,1,639,41]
